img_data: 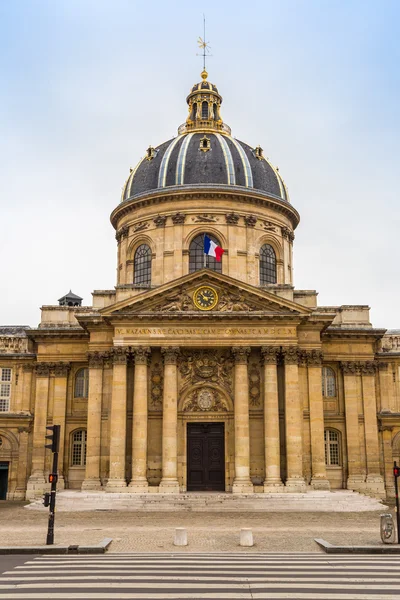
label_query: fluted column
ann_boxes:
[261,346,283,491]
[381,425,395,498]
[129,346,151,492]
[307,351,330,490]
[361,362,385,496]
[26,363,51,499]
[82,352,106,490]
[341,362,364,490]
[53,362,70,489]
[159,347,180,493]
[232,346,253,494]
[106,348,128,489]
[283,347,306,491]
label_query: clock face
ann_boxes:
[193,286,219,311]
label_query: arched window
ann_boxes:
[74,368,88,399]
[189,234,222,273]
[191,102,197,120]
[322,366,336,397]
[324,429,341,466]
[202,101,209,119]
[70,429,87,466]
[134,244,152,286]
[259,244,277,284]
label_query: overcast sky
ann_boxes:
[1,0,399,329]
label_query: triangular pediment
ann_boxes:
[100,270,312,318]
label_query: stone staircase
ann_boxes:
[26,490,388,512]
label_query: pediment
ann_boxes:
[100,270,312,318]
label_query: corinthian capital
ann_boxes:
[133,346,151,365]
[161,346,180,365]
[306,349,324,366]
[281,346,299,365]
[88,351,104,369]
[232,346,251,364]
[340,361,357,375]
[261,346,280,364]
[35,363,52,377]
[54,362,71,377]
[112,347,129,365]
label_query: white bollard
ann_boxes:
[174,527,188,546]
[240,528,254,547]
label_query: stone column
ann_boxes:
[21,364,33,413]
[283,347,306,491]
[53,362,70,489]
[26,363,51,499]
[159,347,180,493]
[261,346,283,491]
[129,346,151,492]
[381,425,395,498]
[341,362,364,490]
[361,362,385,496]
[378,362,394,412]
[232,346,253,494]
[106,348,128,490]
[82,352,105,490]
[307,351,330,490]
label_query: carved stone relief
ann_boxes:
[149,361,163,410]
[248,362,261,407]
[182,387,228,412]
[179,350,234,396]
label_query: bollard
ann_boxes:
[380,513,396,544]
[240,528,254,547]
[174,527,188,546]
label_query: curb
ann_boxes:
[0,538,113,555]
[315,538,400,554]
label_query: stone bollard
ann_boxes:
[380,514,396,544]
[174,527,188,546]
[240,528,254,547]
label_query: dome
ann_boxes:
[121,71,289,204]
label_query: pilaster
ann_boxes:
[106,348,128,490]
[380,425,395,499]
[21,364,34,413]
[52,362,70,489]
[341,362,364,491]
[307,350,330,490]
[261,346,283,491]
[82,352,106,490]
[361,362,385,497]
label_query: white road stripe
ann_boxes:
[13,564,400,572]
[2,575,400,583]
[0,594,397,600]
[1,582,400,590]
[6,569,400,576]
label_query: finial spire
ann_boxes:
[197,14,211,75]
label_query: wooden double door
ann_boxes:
[187,423,225,491]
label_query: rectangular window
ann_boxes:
[0,369,11,412]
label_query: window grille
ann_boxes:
[189,234,222,274]
[324,429,341,466]
[322,366,336,397]
[71,429,87,466]
[74,368,89,398]
[201,101,209,119]
[259,244,277,284]
[134,244,152,286]
[0,368,11,412]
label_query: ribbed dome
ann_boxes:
[122,134,288,202]
[121,72,289,204]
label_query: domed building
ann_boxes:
[0,71,399,501]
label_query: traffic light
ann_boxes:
[394,465,400,478]
[48,473,58,484]
[45,425,60,453]
[43,492,50,507]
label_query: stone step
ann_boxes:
[26,490,388,513]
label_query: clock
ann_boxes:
[193,285,219,311]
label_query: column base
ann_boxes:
[365,474,385,497]
[26,473,47,500]
[311,477,330,491]
[105,479,127,491]
[232,480,254,494]
[285,478,307,493]
[128,479,149,493]
[82,478,102,491]
[263,481,284,493]
[159,480,180,494]
[347,474,365,492]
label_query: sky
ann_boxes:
[0,0,399,329]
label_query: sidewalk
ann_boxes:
[0,501,394,553]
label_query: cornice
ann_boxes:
[110,185,300,230]
[322,327,386,341]
[26,328,89,341]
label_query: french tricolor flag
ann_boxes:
[204,234,225,262]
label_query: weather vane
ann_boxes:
[197,14,212,72]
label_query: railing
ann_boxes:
[0,336,29,354]
[380,333,400,353]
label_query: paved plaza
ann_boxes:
[0,501,395,552]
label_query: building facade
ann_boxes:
[1,71,400,501]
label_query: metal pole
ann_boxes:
[394,461,400,544]
[204,232,207,268]
[46,450,58,545]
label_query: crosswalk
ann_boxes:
[1,552,400,598]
